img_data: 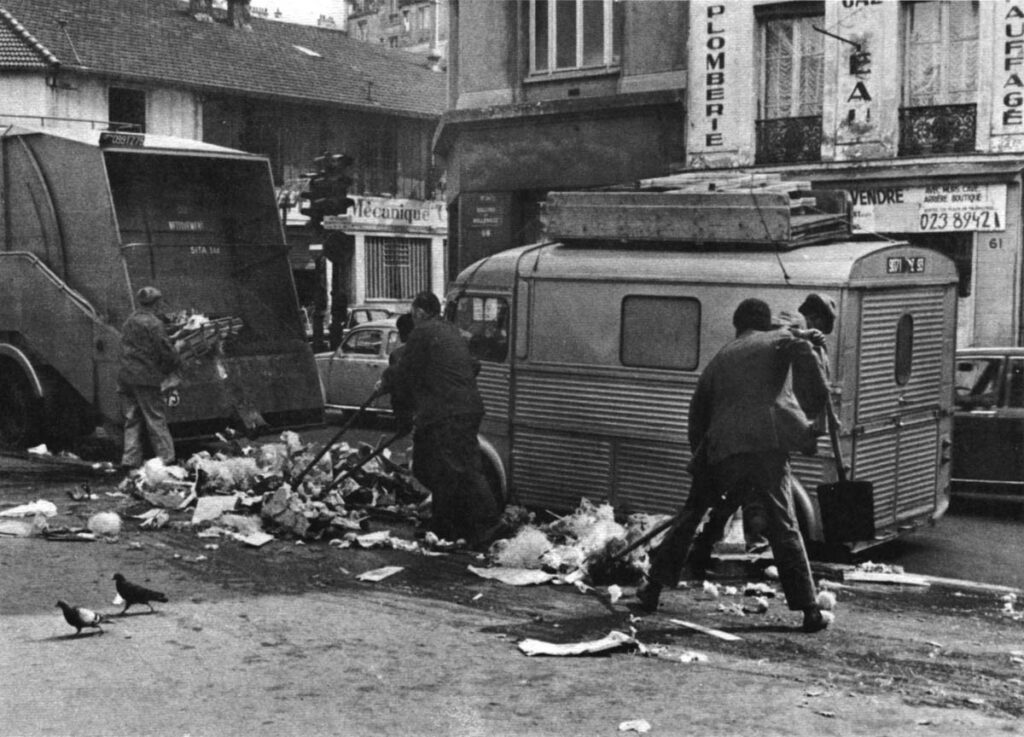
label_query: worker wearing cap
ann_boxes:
[117,286,182,468]
[639,298,833,633]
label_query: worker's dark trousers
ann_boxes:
[413,413,499,544]
[649,452,817,611]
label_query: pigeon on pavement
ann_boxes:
[113,573,168,614]
[56,600,108,635]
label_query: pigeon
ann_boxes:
[56,600,108,635]
[112,573,168,614]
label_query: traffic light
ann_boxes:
[300,153,355,226]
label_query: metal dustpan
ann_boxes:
[816,404,875,543]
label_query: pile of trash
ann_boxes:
[121,431,429,545]
[487,499,670,586]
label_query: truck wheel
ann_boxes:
[0,365,41,448]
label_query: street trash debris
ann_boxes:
[356,566,405,582]
[136,509,170,530]
[618,719,652,734]
[468,565,556,586]
[0,515,48,537]
[27,443,50,456]
[86,512,122,537]
[742,597,771,615]
[0,499,58,518]
[191,494,241,525]
[668,618,742,641]
[845,561,930,587]
[679,650,709,663]
[518,630,646,657]
[68,484,97,501]
[744,582,777,598]
[489,527,551,569]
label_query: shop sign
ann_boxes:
[848,183,1006,233]
[348,196,446,230]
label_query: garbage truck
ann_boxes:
[0,126,323,452]
[446,178,959,554]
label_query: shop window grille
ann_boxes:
[366,236,430,300]
[755,115,822,165]
[898,104,976,156]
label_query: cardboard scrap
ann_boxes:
[468,565,556,586]
[517,630,643,657]
[192,495,240,525]
[0,499,58,518]
[231,531,275,547]
[356,566,405,582]
[668,618,743,642]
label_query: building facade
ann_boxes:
[686,0,1021,347]
[0,0,447,340]
[346,0,448,61]
[434,0,688,276]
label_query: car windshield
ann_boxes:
[955,357,1003,409]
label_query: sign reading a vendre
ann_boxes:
[849,183,1007,234]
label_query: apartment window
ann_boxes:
[903,1,978,108]
[529,0,619,74]
[759,7,824,119]
[108,87,146,132]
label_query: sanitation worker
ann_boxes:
[387,291,503,549]
[685,292,840,575]
[638,298,833,633]
[117,286,181,469]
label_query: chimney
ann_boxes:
[227,0,252,30]
[189,0,214,22]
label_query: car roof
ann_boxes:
[350,317,399,330]
[957,347,1024,357]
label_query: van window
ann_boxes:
[955,357,1002,409]
[454,296,509,363]
[895,312,914,385]
[621,296,700,370]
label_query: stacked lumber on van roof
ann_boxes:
[543,172,852,248]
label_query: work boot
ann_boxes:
[802,605,832,633]
[635,578,662,613]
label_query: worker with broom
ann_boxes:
[636,298,835,633]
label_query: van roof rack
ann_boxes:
[542,173,852,248]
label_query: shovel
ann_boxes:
[815,402,875,543]
[290,389,382,487]
[320,429,409,495]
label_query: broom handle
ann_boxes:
[825,399,847,483]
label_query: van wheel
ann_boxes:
[481,453,507,511]
[0,364,41,449]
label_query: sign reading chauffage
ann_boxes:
[849,183,1007,233]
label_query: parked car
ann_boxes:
[342,305,396,338]
[952,347,1024,502]
[316,318,399,414]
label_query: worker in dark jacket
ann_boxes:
[118,286,181,468]
[387,292,502,548]
[639,298,833,633]
[379,312,416,429]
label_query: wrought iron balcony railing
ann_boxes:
[755,116,822,165]
[898,104,976,157]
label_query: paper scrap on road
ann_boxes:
[668,618,743,641]
[191,495,240,525]
[231,531,275,547]
[0,499,58,518]
[468,565,556,586]
[518,630,641,657]
[356,566,405,582]
[618,719,651,733]
[844,571,930,587]
[679,650,709,663]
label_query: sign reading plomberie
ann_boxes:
[848,183,1007,234]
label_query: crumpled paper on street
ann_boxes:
[518,630,646,657]
[468,565,556,586]
[0,499,58,518]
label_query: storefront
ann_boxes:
[781,159,1024,348]
[323,195,447,314]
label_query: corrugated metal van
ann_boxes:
[447,194,959,553]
